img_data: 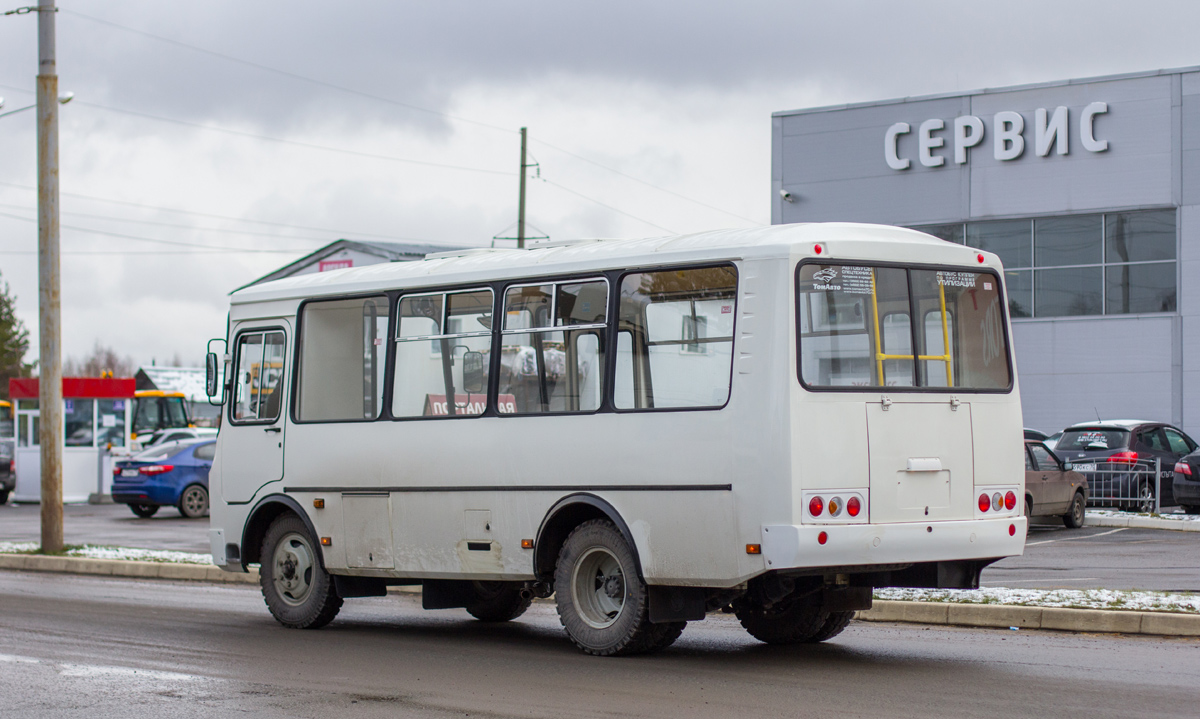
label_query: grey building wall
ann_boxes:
[773,67,1200,437]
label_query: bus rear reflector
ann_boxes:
[809,496,824,517]
[978,493,990,512]
[817,532,828,545]
[1009,524,1016,536]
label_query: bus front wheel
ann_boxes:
[259,513,343,629]
[554,519,684,656]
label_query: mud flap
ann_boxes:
[822,586,873,612]
[422,579,474,609]
[334,575,388,598]
[647,586,707,623]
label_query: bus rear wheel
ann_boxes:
[735,598,837,644]
[259,514,342,629]
[465,581,532,622]
[554,519,682,656]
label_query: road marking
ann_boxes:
[1025,527,1127,546]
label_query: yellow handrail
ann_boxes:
[870,269,954,386]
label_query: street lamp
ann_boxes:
[0,91,72,119]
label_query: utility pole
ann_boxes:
[517,127,527,249]
[37,0,63,554]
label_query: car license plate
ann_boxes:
[121,469,139,477]
[1074,463,1096,473]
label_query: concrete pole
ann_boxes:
[37,0,63,554]
[517,127,527,249]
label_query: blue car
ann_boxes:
[112,439,215,518]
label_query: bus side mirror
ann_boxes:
[462,351,486,394]
[206,353,220,398]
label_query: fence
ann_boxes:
[1078,457,1166,514]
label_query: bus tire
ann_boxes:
[465,581,532,622]
[259,513,342,629]
[808,610,854,643]
[554,518,662,656]
[735,598,831,644]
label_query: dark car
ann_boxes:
[1171,451,1200,514]
[112,439,215,519]
[1024,428,1049,442]
[1024,440,1088,528]
[1054,420,1197,511]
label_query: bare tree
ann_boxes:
[64,341,136,378]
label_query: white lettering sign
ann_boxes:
[885,103,1109,169]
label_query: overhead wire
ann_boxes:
[539,178,675,235]
[57,10,761,227]
[0,180,450,244]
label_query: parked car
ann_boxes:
[1024,439,1088,528]
[111,439,215,519]
[1171,450,1200,514]
[1043,431,1063,450]
[137,427,217,450]
[1054,420,1197,511]
[1024,428,1049,442]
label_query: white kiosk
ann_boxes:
[10,377,134,504]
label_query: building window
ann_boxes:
[911,209,1176,318]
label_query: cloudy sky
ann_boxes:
[1,0,1198,369]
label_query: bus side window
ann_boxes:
[393,289,492,418]
[615,266,737,410]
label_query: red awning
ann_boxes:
[9,377,137,400]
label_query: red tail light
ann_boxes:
[809,496,824,517]
[847,496,861,517]
[1175,462,1192,476]
[817,531,828,545]
[138,464,174,475]
[978,493,991,512]
[112,467,122,476]
[1004,491,1017,510]
[1107,451,1139,464]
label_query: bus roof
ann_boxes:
[231,223,992,306]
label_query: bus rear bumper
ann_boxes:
[760,517,1026,572]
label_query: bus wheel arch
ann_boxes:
[241,495,320,569]
[534,493,644,586]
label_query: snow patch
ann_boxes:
[875,587,1200,614]
[0,541,211,565]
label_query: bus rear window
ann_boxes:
[797,264,1011,390]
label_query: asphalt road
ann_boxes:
[0,571,1196,719]
[3,503,1197,591]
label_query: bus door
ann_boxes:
[221,325,289,504]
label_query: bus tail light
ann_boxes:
[139,465,173,475]
[1107,451,1139,464]
[1175,461,1192,476]
[991,493,1003,511]
[1004,491,1017,510]
[847,496,861,517]
[978,493,991,512]
[809,496,824,517]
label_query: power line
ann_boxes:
[533,138,763,225]
[0,200,330,242]
[57,11,760,225]
[61,9,516,135]
[0,180,449,243]
[74,100,516,176]
[0,209,308,252]
[540,178,675,235]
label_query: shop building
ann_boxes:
[772,66,1200,435]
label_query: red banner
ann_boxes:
[9,377,136,400]
[423,394,516,416]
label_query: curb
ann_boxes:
[4,554,1197,638]
[858,600,1200,637]
[1084,512,1200,532]
[0,553,259,584]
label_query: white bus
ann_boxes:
[206,223,1026,655]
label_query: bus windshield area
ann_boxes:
[797,263,1011,390]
